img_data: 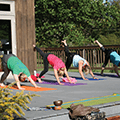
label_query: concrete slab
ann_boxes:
[1,71,120,120]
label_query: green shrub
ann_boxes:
[0,82,40,120]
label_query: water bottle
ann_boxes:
[34,70,37,76]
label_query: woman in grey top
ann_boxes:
[62,40,97,80]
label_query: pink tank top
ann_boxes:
[47,54,65,70]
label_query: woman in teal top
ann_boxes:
[94,40,120,76]
[0,54,39,90]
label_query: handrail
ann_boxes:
[37,45,120,70]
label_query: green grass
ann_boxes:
[37,68,120,73]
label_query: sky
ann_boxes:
[103,0,113,3]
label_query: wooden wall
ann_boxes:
[15,0,36,74]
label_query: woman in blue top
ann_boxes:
[62,40,97,80]
[94,40,120,76]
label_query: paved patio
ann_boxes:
[1,71,120,120]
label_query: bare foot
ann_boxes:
[33,44,36,47]
[61,40,66,43]
[37,78,42,83]
[0,83,5,87]
[61,40,67,46]
[94,40,98,44]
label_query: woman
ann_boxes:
[33,45,73,85]
[94,40,120,76]
[0,54,40,90]
[62,40,97,80]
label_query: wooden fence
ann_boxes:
[36,45,120,70]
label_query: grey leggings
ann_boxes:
[0,54,15,83]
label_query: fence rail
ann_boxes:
[36,45,120,70]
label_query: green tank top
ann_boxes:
[7,56,30,77]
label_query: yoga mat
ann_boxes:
[94,73,118,77]
[27,107,54,111]
[0,85,56,92]
[37,81,87,86]
[75,77,105,81]
[46,93,120,109]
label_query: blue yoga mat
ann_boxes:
[94,73,118,77]
[75,77,105,81]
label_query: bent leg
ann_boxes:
[0,62,10,83]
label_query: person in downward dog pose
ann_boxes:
[33,45,73,85]
[0,54,40,90]
[61,40,97,80]
[94,40,120,77]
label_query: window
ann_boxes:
[0,4,10,11]
[0,1,15,16]
[0,1,16,55]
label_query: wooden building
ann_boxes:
[0,0,36,74]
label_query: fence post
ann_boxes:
[83,49,85,59]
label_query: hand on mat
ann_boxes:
[69,81,75,84]
[35,86,41,88]
[83,78,88,80]
[93,76,98,79]
[18,87,25,90]
[58,82,64,85]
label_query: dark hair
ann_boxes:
[19,73,27,82]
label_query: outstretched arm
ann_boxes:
[54,69,64,85]
[78,61,88,80]
[13,74,25,90]
[64,67,73,83]
[86,61,97,79]
[28,76,40,88]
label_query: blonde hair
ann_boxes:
[19,73,27,82]
[58,68,65,76]
[84,65,90,75]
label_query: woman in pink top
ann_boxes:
[33,45,73,85]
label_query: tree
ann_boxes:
[35,0,120,47]
[99,0,120,45]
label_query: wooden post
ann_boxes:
[15,0,36,74]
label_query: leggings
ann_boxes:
[100,46,114,67]
[35,47,50,78]
[64,45,76,71]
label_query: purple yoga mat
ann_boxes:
[36,81,87,86]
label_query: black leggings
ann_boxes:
[100,46,114,67]
[64,46,76,71]
[35,47,50,78]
